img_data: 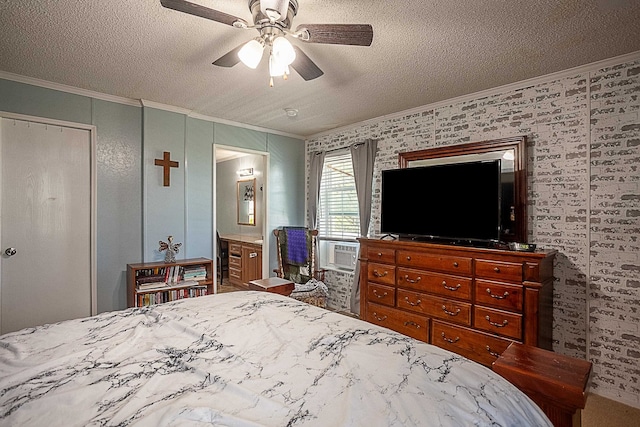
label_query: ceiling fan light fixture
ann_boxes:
[272,36,296,66]
[238,38,265,69]
[163,0,372,84]
[269,52,287,77]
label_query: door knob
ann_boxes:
[4,247,17,257]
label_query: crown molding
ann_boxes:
[0,71,303,139]
[306,50,640,140]
[0,70,141,107]
[140,101,304,139]
[140,99,192,115]
[188,111,304,140]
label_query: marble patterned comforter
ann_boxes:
[0,291,551,426]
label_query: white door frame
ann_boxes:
[0,111,97,319]
[213,144,270,293]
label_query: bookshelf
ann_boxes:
[126,257,214,308]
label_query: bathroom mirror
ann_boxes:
[398,136,527,243]
[237,178,256,226]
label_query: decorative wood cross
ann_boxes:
[154,151,179,187]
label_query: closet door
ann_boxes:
[1,118,92,334]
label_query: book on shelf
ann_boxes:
[182,265,207,281]
[136,280,200,293]
[137,282,168,291]
[136,274,166,284]
[136,283,208,307]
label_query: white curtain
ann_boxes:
[349,139,378,314]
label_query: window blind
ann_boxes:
[317,151,360,240]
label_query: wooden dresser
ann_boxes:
[359,238,556,367]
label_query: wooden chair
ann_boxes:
[273,227,327,308]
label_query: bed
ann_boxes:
[0,291,551,426]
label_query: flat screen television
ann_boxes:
[380,160,501,245]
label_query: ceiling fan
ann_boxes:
[160,0,374,86]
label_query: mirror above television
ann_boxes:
[394,136,527,245]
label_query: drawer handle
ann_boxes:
[373,270,388,278]
[377,252,383,257]
[443,281,461,291]
[406,255,412,261]
[404,297,422,306]
[372,312,387,322]
[485,315,508,328]
[441,332,460,344]
[404,321,420,329]
[442,305,461,316]
[486,288,510,299]
[493,267,501,273]
[373,290,388,299]
[453,262,459,267]
[404,274,422,284]
[249,252,257,258]
[486,345,501,358]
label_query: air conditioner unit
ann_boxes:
[327,242,358,271]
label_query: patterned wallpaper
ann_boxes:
[306,56,640,408]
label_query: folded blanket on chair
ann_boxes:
[282,227,309,266]
[292,278,328,295]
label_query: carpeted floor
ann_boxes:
[216,280,244,294]
[581,393,640,427]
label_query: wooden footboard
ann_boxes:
[493,342,592,427]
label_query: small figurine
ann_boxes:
[159,235,182,263]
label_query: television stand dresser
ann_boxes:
[358,238,556,367]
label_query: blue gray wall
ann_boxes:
[0,78,305,313]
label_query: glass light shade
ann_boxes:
[272,37,296,66]
[238,39,264,69]
[269,53,288,77]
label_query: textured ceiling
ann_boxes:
[1,0,640,138]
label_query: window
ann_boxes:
[317,151,360,271]
[318,151,360,240]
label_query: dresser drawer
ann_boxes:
[367,247,395,264]
[431,320,513,367]
[366,303,429,342]
[397,290,471,326]
[397,250,472,275]
[473,306,522,340]
[229,243,243,255]
[475,279,523,311]
[397,268,471,300]
[367,262,395,285]
[367,283,395,307]
[229,267,241,281]
[475,259,523,282]
[229,255,242,268]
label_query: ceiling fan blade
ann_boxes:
[295,24,373,46]
[160,0,248,27]
[212,43,245,68]
[290,46,324,81]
